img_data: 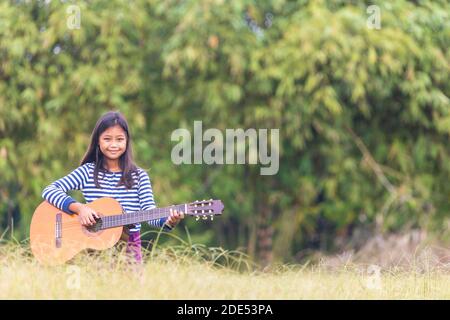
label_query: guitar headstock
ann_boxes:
[187,199,224,221]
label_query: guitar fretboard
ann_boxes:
[100,204,187,229]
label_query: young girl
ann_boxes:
[41,111,184,264]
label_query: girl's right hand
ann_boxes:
[77,205,100,226]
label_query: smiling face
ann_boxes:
[98,125,127,161]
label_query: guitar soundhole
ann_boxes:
[82,216,105,236]
[86,219,102,232]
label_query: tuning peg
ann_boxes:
[195,216,200,221]
[202,215,207,220]
[210,215,214,221]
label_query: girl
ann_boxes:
[41,111,184,264]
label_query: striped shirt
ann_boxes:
[42,162,171,232]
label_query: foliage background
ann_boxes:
[0,0,449,265]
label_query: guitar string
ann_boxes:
[59,206,182,227]
[58,206,212,228]
[59,216,171,229]
[59,214,213,231]
[59,210,185,227]
[59,213,212,230]
[59,214,210,230]
[54,204,215,230]
[61,215,168,226]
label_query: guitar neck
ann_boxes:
[100,204,187,229]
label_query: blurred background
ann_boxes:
[0,0,449,267]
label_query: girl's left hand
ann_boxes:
[166,209,185,228]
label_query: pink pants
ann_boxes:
[125,230,143,264]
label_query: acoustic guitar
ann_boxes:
[30,197,224,265]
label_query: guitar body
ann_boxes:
[30,197,124,266]
[30,196,224,266]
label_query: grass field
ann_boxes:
[1,237,450,299]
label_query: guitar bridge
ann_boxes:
[55,213,62,248]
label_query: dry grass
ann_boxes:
[2,233,450,299]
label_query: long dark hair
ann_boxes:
[80,111,138,189]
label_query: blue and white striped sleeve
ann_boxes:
[41,164,88,214]
[138,169,172,231]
